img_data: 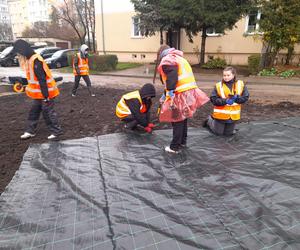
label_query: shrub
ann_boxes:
[68,54,118,72]
[89,54,118,71]
[202,58,227,69]
[248,54,260,75]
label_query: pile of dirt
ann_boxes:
[1,82,300,194]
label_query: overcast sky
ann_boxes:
[95,0,134,14]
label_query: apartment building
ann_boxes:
[0,0,13,41]
[8,0,52,39]
[95,0,300,65]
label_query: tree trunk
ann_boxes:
[159,27,163,45]
[84,0,91,48]
[200,25,207,65]
[285,46,294,65]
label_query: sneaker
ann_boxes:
[71,93,76,97]
[91,93,95,97]
[20,132,35,139]
[164,146,179,154]
[48,134,58,140]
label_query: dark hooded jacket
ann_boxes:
[13,39,49,99]
[125,83,156,127]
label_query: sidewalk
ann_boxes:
[99,65,300,86]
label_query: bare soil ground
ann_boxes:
[1,82,300,194]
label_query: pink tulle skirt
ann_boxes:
[159,88,209,123]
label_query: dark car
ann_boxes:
[45,49,76,69]
[0,46,18,67]
[35,47,61,59]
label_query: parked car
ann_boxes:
[0,46,18,67]
[35,47,61,59]
[45,49,76,69]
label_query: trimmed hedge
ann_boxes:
[202,58,227,69]
[67,54,118,72]
[248,54,260,75]
[89,55,118,71]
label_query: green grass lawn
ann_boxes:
[56,62,142,74]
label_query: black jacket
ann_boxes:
[125,83,156,127]
[210,80,249,106]
[13,39,49,99]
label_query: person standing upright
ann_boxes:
[12,39,62,140]
[156,45,209,153]
[72,44,95,97]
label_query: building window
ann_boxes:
[206,27,223,37]
[132,17,144,38]
[245,10,262,34]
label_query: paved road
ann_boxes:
[1,66,300,103]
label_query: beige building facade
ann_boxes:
[8,0,52,39]
[95,0,300,65]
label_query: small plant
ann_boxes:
[202,58,226,69]
[258,68,277,76]
[279,70,296,78]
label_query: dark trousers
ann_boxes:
[26,99,62,135]
[170,119,188,150]
[207,116,236,136]
[72,75,93,95]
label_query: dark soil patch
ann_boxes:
[1,82,300,194]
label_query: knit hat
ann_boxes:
[12,39,35,59]
[140,83,156,99]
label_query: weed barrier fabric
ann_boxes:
[1,118,300,249]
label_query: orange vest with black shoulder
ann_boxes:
[212,80,245,121]
[116,90,147,119]
[73,53,89,76]
[25,54,59,100]
[158,55,198,93]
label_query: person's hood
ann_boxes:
[160,48,183,59]
[80,44,89,58]
[139,83,156,99]
[12,39,35,59]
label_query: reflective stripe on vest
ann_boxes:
[73,53,89,75]
[116,90,146,118]
[158,55,197,93]
[212,80,244,121]
[25,54,59,99]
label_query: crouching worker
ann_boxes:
[116,83,156,133]
[12,39,62,140]
[204,66,249,136]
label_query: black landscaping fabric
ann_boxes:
[0,118,300,249]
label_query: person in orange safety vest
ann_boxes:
[71,44,95,97]
[203,66,249,136]
[116,83,156,133]
[12,39,62,140]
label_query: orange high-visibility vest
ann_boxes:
[25,54,59,99]
[158,55,198,93]
[116,90,147,119]
[212,80,245,121]
[73,53,89,76]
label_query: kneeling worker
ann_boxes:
[116,83,156,133]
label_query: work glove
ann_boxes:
[147,123,155,128]
[144,126,152,133]
[166,90,175,98]
[159,93,166,104]
[226,98,234,105]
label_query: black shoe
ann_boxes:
[202,119,208,128]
